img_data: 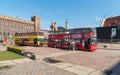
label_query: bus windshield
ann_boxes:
[90,37,97,44]
[38,38,44,42]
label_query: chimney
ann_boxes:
[100,17,106,27]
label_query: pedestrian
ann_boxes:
[68,40,71,50]
[71,40,75,50]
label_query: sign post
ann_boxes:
[111,28,116,44]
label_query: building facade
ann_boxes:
[97,26,120,42]
[0,14,41,43]
[97,16,120,42]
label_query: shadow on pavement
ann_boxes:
[0,65,14,70]
[43,57,62,63]
[104,61,120,75]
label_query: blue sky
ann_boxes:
[0,0,120,30]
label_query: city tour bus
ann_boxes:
[14,32,45,46]
[48,27,97,51]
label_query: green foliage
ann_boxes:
[7,46,25,54]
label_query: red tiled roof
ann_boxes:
[103,16,120,27]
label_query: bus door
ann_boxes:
[74,39,82,50]
[82,39,89,50]
[34,39,37,45]
[89,38,97,51]
[85,39,90,50]
[60,39,64,48]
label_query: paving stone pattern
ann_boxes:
[0,43,120,75]
[53,49,120,71]
[0,61,76,75]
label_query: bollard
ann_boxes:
[104,45,107,48]
[31,54,36,60]
[21,51,24,55]
[23,52,27,56]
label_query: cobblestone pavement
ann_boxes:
[20,46,66,55]
[0,61,76,75]
[98,43,120,50]
[0,43,120,75]
[52,49,120,72]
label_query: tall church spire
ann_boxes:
[65,19,68,29]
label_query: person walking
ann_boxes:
[68,40,71,50]
[71,40,75,51]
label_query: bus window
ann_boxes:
[54,39,59,42]
[91,28,96,33]
[60,39,64,43]
[76,29,82,33]
[70,29,75,34]
[82,28,90,33]
[64,38,69,42]
[48,39,55,42]
[15,38,21,42]
[48,39,51,42]
[75,39,81,43]
[24,38,29,41]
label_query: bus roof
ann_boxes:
[48,27,96,34]
[15,32,44,36]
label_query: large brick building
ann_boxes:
[0,14,41,43]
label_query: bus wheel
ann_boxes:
[54,44,57,48]
[75,46,79,50]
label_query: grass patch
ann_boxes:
[0,51,25,61]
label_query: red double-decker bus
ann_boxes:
[48,27,97,51]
